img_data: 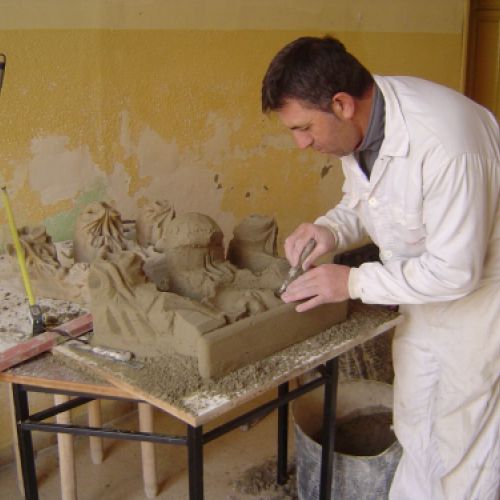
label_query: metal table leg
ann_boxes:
[277,381,289,484]
[187,424,204,500]
[8,356,339,500]
[12,384,39,500]
[319,358,339,500]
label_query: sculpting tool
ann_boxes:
[276,238,317,296]
[63,340,143,368]
[68,341,134,363]
[1,186,45,335]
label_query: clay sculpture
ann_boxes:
[3,200,348,378]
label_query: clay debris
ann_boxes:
[0,284,87,335]
[232,457,297,499]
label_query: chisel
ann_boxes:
[276,238,317,296]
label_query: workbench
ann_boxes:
[0,302,401,500]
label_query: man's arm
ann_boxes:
[281,191,367,311]
[350,154,497,304]
[314,191,369,251]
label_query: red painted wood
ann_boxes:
[0,314,93,372]
[0,332,58,371]
[50,313,93,337]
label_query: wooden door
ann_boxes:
[466,0,500,121]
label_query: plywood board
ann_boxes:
[54,304,402,427]
[0,352,131,399]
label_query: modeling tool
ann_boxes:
[68,341,134,362]
[276,238,317,296]
[1,187,45,334]
[61,340,142,368]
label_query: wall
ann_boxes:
[0,0,468,463]
[0,0,467,246]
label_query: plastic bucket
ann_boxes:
[293,380,402,500]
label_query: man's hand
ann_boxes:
[281,263,350,312]
[284,223,337,271]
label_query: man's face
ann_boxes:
[276,98,361,157]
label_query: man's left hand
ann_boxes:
[281,263,351,312]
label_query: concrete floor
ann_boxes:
[0,401,297,500]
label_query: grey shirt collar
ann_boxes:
[354,83,385,178]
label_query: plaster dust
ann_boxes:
[232,457,297,499]
[7,351,104,386]
[0,282,87,337]
[59,304,399,419]
[0,280,89,378]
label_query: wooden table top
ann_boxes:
[0,352,132,399]
[1,303,401,426]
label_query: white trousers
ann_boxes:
[389,284,500,500]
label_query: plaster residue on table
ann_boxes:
[0,282,87,336]
[55,303,401,425]
[0,331,31,352]
[7,352,104,385]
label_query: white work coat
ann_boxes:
[315,76,500,499]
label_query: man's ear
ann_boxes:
[331,92,356,120]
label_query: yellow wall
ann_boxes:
[0,0,468,462]
[0,0,467,248]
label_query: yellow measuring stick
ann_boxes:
[1,186,36,306]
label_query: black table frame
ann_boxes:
[11,358,339,500]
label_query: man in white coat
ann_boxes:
[262,36,499,499]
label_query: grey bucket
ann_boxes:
[292,380,402,500]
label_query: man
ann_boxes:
[262,36,499,499]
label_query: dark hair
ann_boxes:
[262,36,373,113]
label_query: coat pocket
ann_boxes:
[390,207,426,245]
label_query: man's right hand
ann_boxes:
[284,223,337,270]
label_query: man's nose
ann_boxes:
[293,131,313,149]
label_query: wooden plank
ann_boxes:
[55,394,77,500]
[0,313,93,372]
[54,304,402,427]
[54,344,197,425]
[0,331,58,371]
[138,403,158,498]
[0,353,132,399]
[49,313,93,337]
[0,370,132,399]
[88,401,104,464]
[8,383,25,497]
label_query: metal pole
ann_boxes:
[319,358,339,500]
[12,384,39,500]
[187,425,204,500]
[277,381,289,484]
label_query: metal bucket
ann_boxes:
[293,380,402,500]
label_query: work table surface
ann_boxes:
[1,302,401,426]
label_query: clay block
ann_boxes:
[173,310,227,357]
[197,300,348,379]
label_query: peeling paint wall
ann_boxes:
[0,1,468,250]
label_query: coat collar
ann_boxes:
[373,75,410,158]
